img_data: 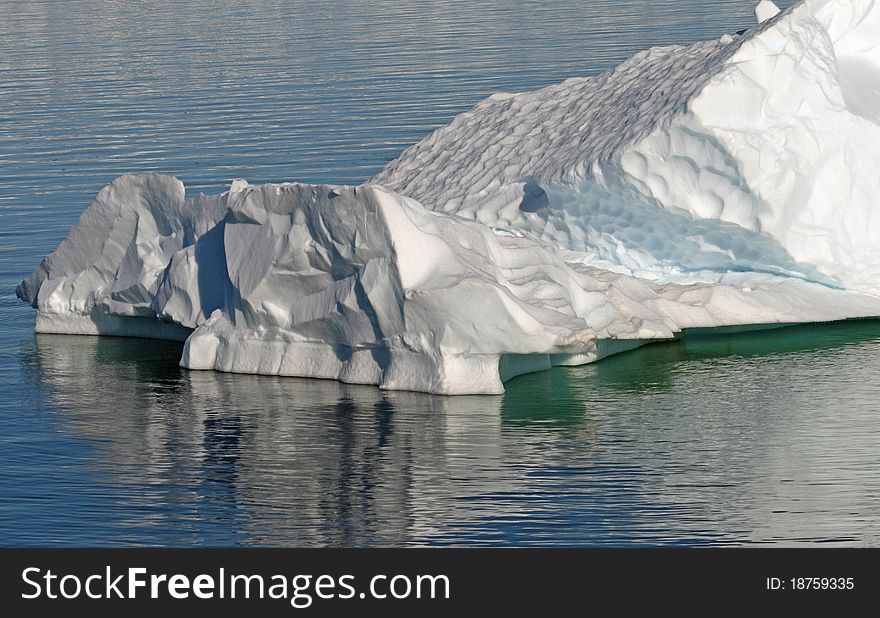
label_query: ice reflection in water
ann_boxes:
[16,320,880,546]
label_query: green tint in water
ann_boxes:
[6,320,880,546]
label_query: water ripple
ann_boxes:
[9,1,875,548]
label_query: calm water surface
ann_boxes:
[6,0,879,547]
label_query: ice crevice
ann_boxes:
[17,0,880,394]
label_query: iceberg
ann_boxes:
[17,0,880,394]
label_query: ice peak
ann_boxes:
[755,0,781,23]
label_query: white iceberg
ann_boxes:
[17,0,880,394]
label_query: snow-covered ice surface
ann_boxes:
[17,0,880,394]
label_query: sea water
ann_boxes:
[7,0,880,547]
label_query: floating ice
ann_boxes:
[17,0,880,394]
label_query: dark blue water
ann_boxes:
[7,0,880,548]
